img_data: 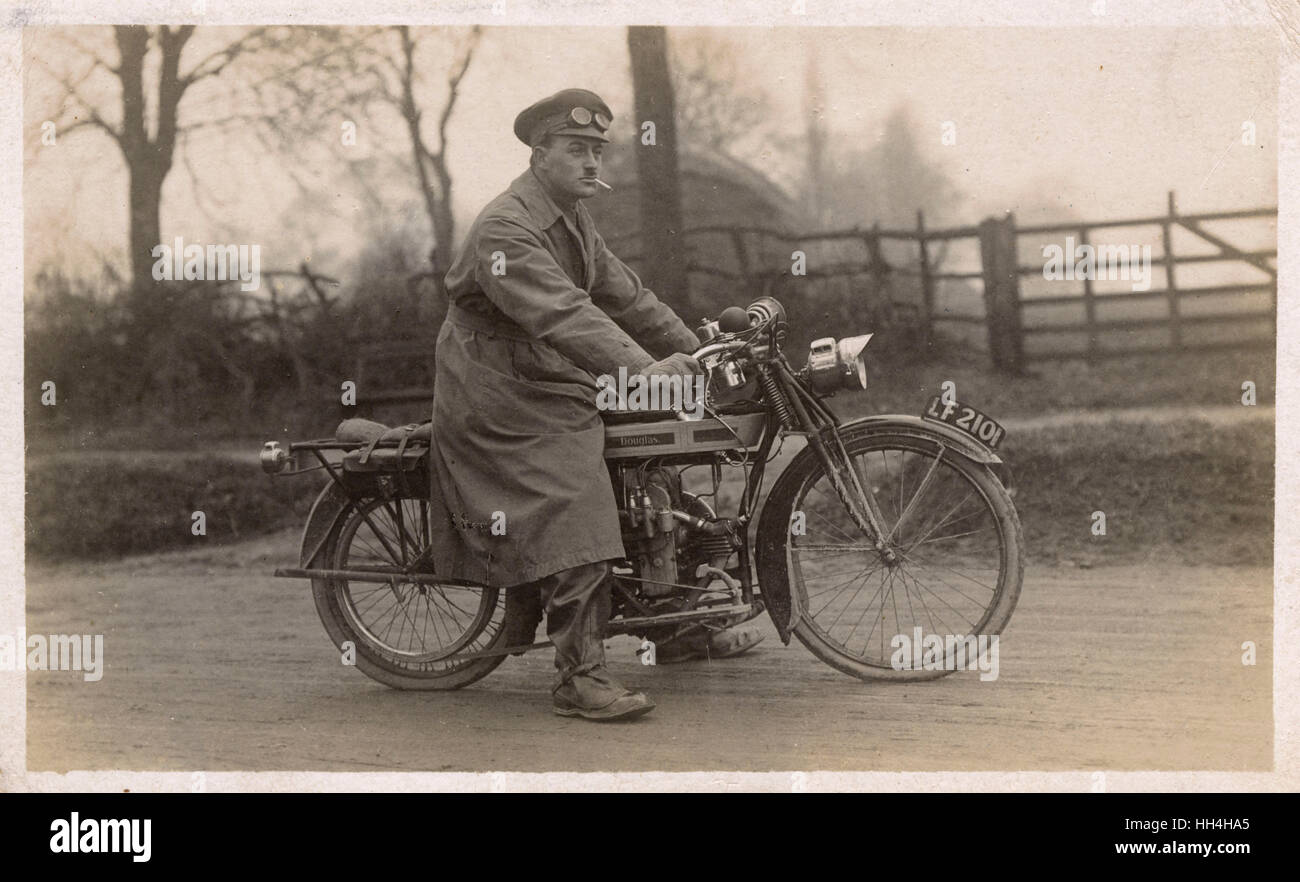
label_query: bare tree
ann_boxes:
[255,25,482,306]
[393,26,480,296]
[32,27,379,410]
[39,26,275,294]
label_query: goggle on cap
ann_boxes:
[514,88,613,147]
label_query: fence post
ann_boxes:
[1079,227,1097,362]
[916,209,934,359]
[867,221,888,294]
[1162,189,1182,351]
[978,213,1024,373]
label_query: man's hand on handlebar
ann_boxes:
[638,352,701,379]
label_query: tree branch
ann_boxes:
[31,54,123,147]
[180,26,270,88]
[434,26,481,158]
[52,32,119,76]
[154,25,197,161]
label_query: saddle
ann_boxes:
[335,418,431,473]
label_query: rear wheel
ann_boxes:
[758,429,1023,681]
[311,493,508,690]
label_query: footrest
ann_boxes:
[606,603,753,633]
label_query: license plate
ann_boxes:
[921,397,1007,450]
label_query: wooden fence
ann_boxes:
[606,190,1276,372]
[1007,192,1276,369]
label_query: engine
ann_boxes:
[613,465,736,597]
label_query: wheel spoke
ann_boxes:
[896,563,956,637]
[424,590,458,633]
[884,447,944,543]
[876,448,897,524]
[803,500,864,546]
[899,491,980,555]
[431,585,477,620]
[809,567,874,617]
[792,543,876,554]
[801,565,885,582]
[894,560,982,630]
[420,592,432,650]
[909,526,989,548]
[353,588,392,621]
[859,569,895,654]
[823,568,880,633]
[845,568,890,649]
[425,590,449,648]
[900,548,998,595]
[898,568,919,638]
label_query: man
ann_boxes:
[429,88,760,721]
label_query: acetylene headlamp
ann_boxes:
[804,335,873,394]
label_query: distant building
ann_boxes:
[585,145,805,308]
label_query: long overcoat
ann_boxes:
[428,168,699,587]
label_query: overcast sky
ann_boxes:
[23,25,1279,286]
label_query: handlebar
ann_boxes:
[692,339,749,362]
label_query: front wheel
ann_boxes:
[757,429,1024,681]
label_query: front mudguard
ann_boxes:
[838,414,1012,490]
[754,414,1011,643]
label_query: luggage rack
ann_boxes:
[261,427,431,477]
[261,420,438,572]
[260,438,370,476]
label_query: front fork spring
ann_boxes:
[756,366,794,428]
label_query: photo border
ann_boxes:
[2,0,1295,793]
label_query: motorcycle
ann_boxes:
[260,296,1024,689]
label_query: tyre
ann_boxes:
[311,493,508,690]
[757,428,1024,681]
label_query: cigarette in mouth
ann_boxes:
[593,178,613,192]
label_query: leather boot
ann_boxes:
[552,664,655,720]
[537,562,655,720]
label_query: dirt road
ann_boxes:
[22,530,1271,773]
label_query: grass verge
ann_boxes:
[25,416,1272,567]
[26,457,321,561]
[1001,417,1272,567]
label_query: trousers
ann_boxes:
[505,560,611,690]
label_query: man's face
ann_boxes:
[533,135,604,203]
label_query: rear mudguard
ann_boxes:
[754,414,1011,643]
[298,481,353,568]
[296,459,433,568]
